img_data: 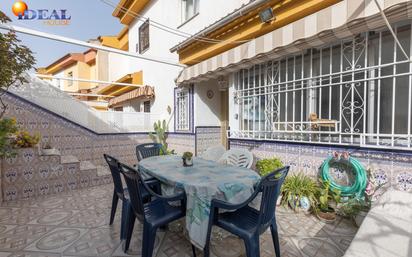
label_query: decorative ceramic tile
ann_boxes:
[0,183,357,257]
[24,228,87,253]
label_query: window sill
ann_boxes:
[178,12,199,29]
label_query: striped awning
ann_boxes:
[108,85,154,107]
[177,0,412,84]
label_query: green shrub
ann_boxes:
[315,180,341,213]
[256,157,283,176]
[0,118,18,158]
[281,173,318,212]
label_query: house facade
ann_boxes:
[110,0,255,136]
[170,0,412,190]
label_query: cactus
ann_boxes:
[149,120,174,155]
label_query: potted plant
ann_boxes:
[337,168,385,226]
[280,173,318,213]
[256,157,284,205]
[256,157,283,176]
[39,142,60,156]
[315,181,341,223]
[12,130,40,148]
[0,118,18,159]
[182,151,193,167]
[337,197,365,226]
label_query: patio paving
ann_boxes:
[0,185,357,257]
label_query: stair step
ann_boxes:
[80,161,96,171]
[96,166,111,177]
[61,155,79,164]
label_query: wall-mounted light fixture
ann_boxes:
[259,8,275,23]
[217,75,229,91]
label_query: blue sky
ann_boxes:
[1,0,123,68]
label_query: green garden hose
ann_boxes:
[320,156,367,198]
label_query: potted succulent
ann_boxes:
[280,173,318,213]
[182,151,193,167]
[39,142,60,156]
[315,181,341,223]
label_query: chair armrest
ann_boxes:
[144,178,159,185]
[141,179,186,203]
[144,178,161,195]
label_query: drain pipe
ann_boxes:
[170,0,271,52]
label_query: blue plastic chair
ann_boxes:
[103,154,133,240]
[136,143,163,161]
[203,166,290,257]
[104,154,160,239]
[119,162,187,256]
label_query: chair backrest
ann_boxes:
[103,154,125,199]
[136,143,162,161]
[200,145,226,161]
[219,148,253,168]
[118,162,146,222]
[256,166,289,233]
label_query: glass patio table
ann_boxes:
[138,155,261,249]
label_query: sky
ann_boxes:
[1,0,123,68]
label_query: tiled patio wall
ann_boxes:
[0,93,195,201]
[229,139,412,193]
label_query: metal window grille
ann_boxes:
[176,88,190,131]
[231,23,412,150]
[139,19,150,54]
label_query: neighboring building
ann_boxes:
[38,47,110,110]
[38,27,155,112]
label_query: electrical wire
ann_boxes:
[99,0,252,45]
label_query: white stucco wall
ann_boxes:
[228,73,239,131]
[107,52,135,82]
[194,79,221,127]
[125,0,248,131]
[51,70,64,90]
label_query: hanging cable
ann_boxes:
[0,23,185,67]
[99,0,252,45]
[374,0,409,60]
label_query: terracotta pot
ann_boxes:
[317,208,337,223]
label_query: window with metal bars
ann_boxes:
[175,87,191,131]
[231,23,412,150]
[139,19,150,54]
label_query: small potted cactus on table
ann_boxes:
[182,152,193,167]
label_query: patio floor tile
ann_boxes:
[0,185,357,256]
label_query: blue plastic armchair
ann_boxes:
[136,143,163,161]
[103,154,133,240]
[104,154,160,239]
[203,166,290,257]
[119,162,187,256]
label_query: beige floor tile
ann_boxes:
[0,185,357,257]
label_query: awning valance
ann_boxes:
[176,0,412,84]
[109,85,154,106]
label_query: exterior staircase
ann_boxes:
[1,148,112,202]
